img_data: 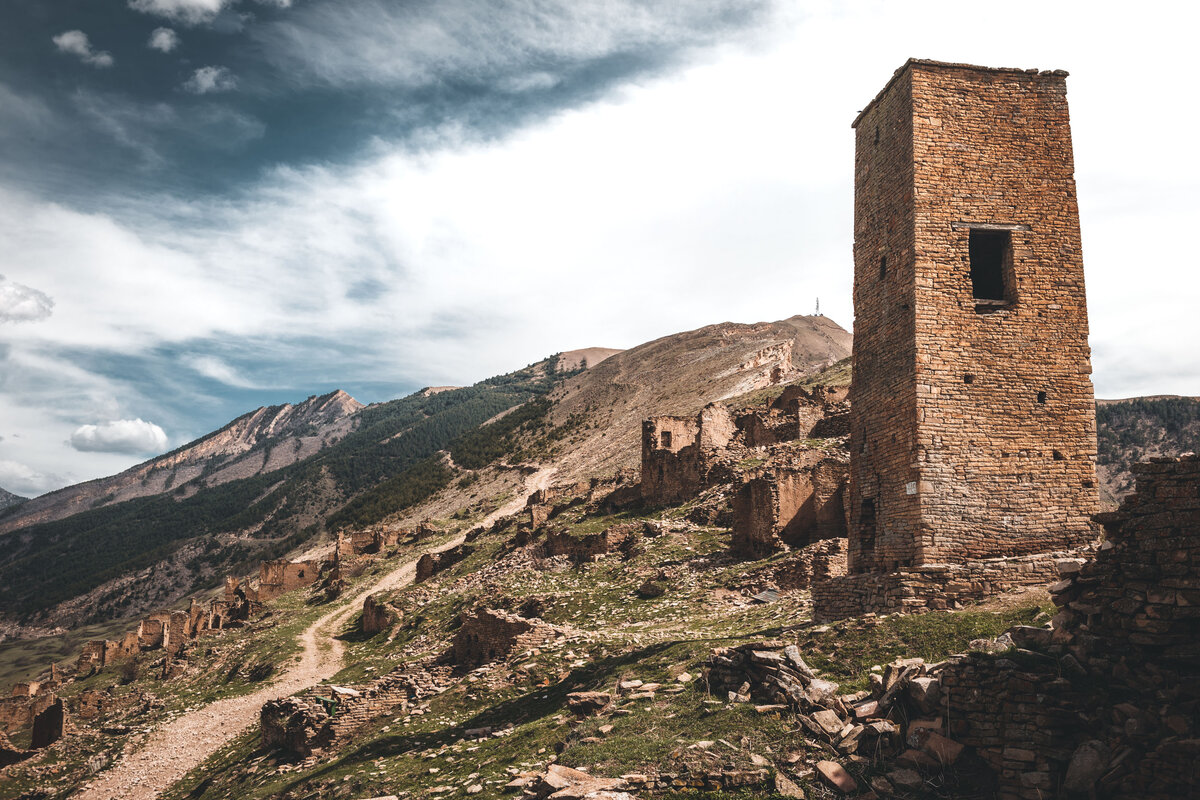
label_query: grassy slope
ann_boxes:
[0,526,469,800]
[158,492,1045,800]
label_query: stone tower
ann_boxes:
[847,60,1098,573]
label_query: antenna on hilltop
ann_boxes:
[815,297,821,317]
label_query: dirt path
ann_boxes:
[75,466,555,800]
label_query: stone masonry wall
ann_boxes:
[641,416,702,504]
[641,405,737,506]
[849,59,1098,573]
[450,608,561,667]
[812,550,1067,620]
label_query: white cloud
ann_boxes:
[182,65,238,94]
[128,0,228,25]
[0,275,53,323]
[0,459,64,496]
[187,356,261,388]
[52,30,114,68]
[254,0,764,91]
[148,27,180,52]
[70,419,169,454]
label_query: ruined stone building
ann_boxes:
[641,405,738,504]
[846,60,1098,575]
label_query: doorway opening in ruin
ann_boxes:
[859,498,877,557]
[660,431,672,449]
[969,229,1011,304]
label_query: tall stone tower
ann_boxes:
[847,60,1098,573]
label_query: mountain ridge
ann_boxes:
[0,390,364,535]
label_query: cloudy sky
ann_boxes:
[0,0,1196,496]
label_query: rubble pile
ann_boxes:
[705,640,976,794]
[262,662,452,760]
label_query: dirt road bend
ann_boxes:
[75,466,555,800]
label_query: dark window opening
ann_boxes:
[659,431,672,449]
[1053,450,1065,461]
[963,374,975,384]
[874,126,880,145]
[1037,391,1047,404]
[879,255,887,280]
[969,229,1011,303]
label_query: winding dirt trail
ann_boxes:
[75,467,555,800]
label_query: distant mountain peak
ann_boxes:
[0,390,365,535]
[0,486,26,512]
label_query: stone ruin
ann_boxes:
[0,548,343,754]
[415,543,474,582]
[361,593,399,635]
[639,384,852,575]
[731,451,848,559]
[450,608,562,667]
[704,456,1200,798]
[261,662,451,759]
[335,526,401,559]
[520,472,638,532]
[641,405,739,505]
[827,59,1100,618]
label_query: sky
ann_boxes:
[0,0,1197,497]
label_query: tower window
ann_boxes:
[879,255,887,280]
[969,229,1011,302]
[1037,391,1047,404]
[659,431,672,449]
[963,374,975,384]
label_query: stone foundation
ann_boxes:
[543,522,641,563]
[812,550,1074,620]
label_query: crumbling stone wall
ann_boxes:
[361,594,398,635]
[256,558,323,602]
[732,454,849,558]
[415,544,474,582]
[929,456,1200,799]
[848,59,1098,574]
[450,608,560,666]
[641,405,737,505]
[543,522,641,563]
[29,698,65,749]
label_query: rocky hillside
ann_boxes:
[1095,395,1200,508]
[0,318,847,635]
[535,316,848,485]
[0,390,364,536]
[0,488,23,513]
